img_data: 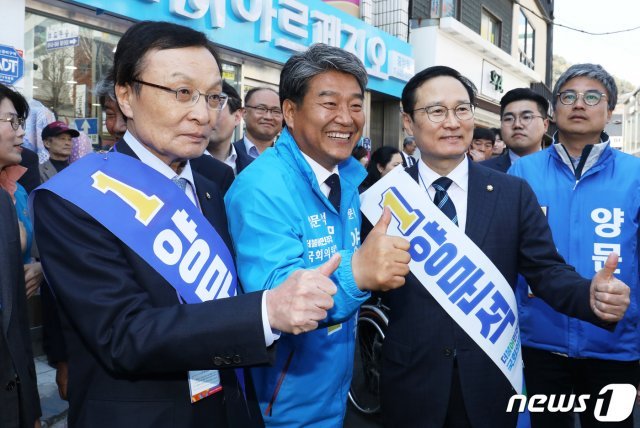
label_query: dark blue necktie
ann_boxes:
[325,174,341,213]
[433,177,458,226]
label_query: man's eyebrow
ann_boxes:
[318,90,364,100]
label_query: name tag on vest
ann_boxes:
[360,167,523,394]
[33,152,238,402]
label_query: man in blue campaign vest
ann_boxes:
[31,22,339,428]
[510,64,640,428]
[225,44,411,427]
[372,66,631,428]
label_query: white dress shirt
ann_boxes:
[204,144,238,175]
[243,136,260,159]
[417,156,469,232]
[301,151,339,197]
[123,131,276,346]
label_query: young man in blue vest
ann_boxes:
[510,63,640,427]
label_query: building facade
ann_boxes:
[408,0,554,128]
[622,88,640,156]
[2,0,414,148]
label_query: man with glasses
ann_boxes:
[32,21,340,428]
[510,64,640,427]
[233,87,283,171]
[482,88,549,172]
[375,65,630,428]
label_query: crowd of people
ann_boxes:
[1,19,638,428]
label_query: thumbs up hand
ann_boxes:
[266,254,340,335]
[590,252,630,322]
[352,207,411,291]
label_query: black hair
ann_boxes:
[361,146,401,189]
[223,81,242,113]
[500,88,549,117]
[112,21,222,94]
[473,128,495,143]
[0,84,29,119]
[402,66,476,118]
[352,145,368,161]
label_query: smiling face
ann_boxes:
[0,98,24,170]
[554,76,612,143]
[243,89,282,145]
[283,70,365,171]
[403,76,474,175]
[116,46,221,169]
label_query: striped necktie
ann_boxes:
[432,177,458,226]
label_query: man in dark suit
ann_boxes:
[32,21,338,428]
[232,87,282,174]
[376,66,629,428]
[0,188,41,428]
[400,136,417,167]
[481,88,548,172]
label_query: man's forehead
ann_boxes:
[248,89,279,105]
[503,100,538,114]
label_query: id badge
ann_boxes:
[188,370,222,403]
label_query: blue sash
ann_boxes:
[33,152,238,303]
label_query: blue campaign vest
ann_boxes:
[32,152,238,304]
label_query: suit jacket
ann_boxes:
[190,154,235,195]
[17,147,41,194]
[33,141,270,428]
[480,150,511,173]
[0,189,41,428]
[232,138,255,175]
[39,159,59,183]
[377,161,601,428]
[400,151,416,168]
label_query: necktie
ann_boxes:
[432,177,458,226]
[171,176,188,191]
[325,173,341,213]
[408,156,415,167]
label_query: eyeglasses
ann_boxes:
[0,114,25,131]
[501,113,545,127]
[133,79,228,111]
[245,105,283,117]
[412,103,475,123]
[557,90,607,107]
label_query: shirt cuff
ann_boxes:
[261,290,281,347]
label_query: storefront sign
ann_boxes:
[68,0,414,97]
[0,44,24,85]
[480,60,504,101]
[46,23,80,50]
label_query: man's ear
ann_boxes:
[282,99,296,131]
[233,109,243,126]
[402,112,414,137]
[115,83,134,120]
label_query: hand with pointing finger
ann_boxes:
[266,253,340,335]
[590,252,630,322]
[352,207,411,291]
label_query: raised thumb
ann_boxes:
[316,253,341,277]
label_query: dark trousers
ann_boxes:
[523,347,640,428]
[444,360,473,428]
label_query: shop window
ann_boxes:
[518,10,535,69]
[480,8,501,47]
[25,13,120,147]
[429,0,458,18]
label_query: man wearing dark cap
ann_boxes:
[482,88,549,172]
[39,121,80,182]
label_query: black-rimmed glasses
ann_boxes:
[245,105,283,117]
[412,103,475,123]
[133,79,228,111]
[0,114,25,131]
[501,113,545,127]
[557,90,607,107]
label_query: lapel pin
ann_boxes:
[205,192,211,200]
[487,185,494,192]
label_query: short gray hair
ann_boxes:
[94,74,117,108]
[553,63,617,110]
[279,43,368,106]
